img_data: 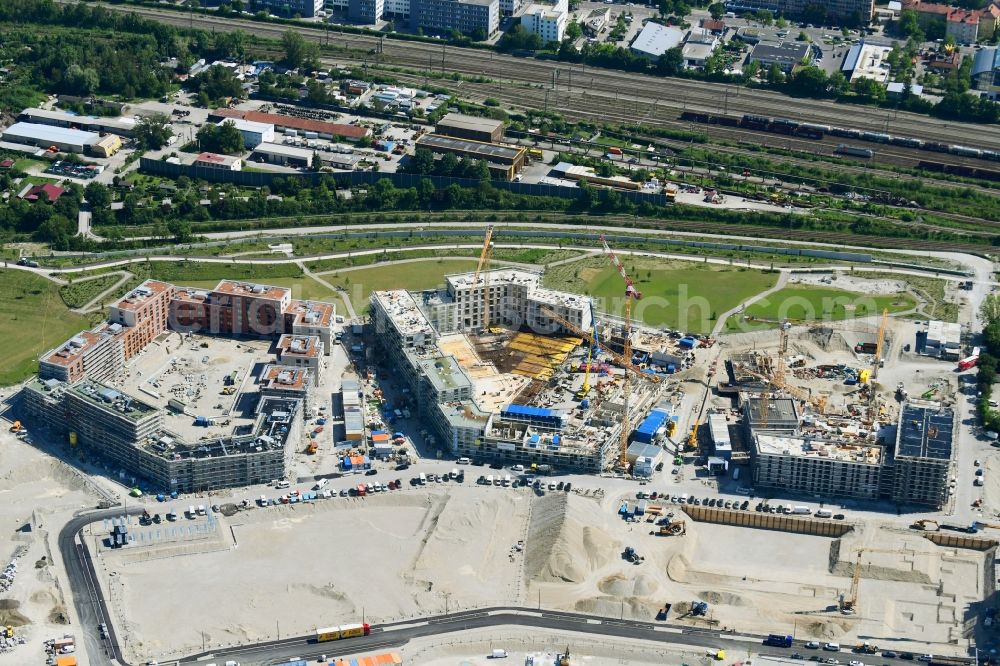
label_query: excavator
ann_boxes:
[910,519,939,531]
[653,520,686,536]
[8,420,21,433]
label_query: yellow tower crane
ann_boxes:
[473,225,495,332]
[872,307,889,382]
[600,235,642,470]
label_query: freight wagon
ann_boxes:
[834,144,873,158]
[315,622,371,642]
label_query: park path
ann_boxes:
[298,260,357,320]
[710,270,790,337]
[74,271,134,314]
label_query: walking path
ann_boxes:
[711,270,789,337]
[299,260,357,319]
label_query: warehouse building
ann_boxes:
[252,143,361,170]
[210,109,371,142]
[409,0,500,37]
[748,42,812,72]
[630,22,686,59]
[842,42,892,83]
[416,133,525,180]
[2,122,97,154]
[886,401,954,508]
[924,319,961,360]
[435,113,505,143]
[18,108,137,137]
[973,47,1000,95]
[221,118,274,149]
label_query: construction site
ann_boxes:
[370,228,706,474]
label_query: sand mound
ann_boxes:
[598,573,659,598]
[698,590,747,606]
[0,599,30,627]
[525,494,616,584]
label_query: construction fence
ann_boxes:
[681,505,855,537]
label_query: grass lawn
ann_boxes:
[13,158,45,173]
[735,286,917,331]
[323,258,482,314]
[0,270,93,386]
[543,258,779,334]
[59,273,124,309]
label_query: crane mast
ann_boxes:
[599,235,642,470]
[473,225,495,331]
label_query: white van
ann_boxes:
[450,468,459,479]
[313,478,329,491]
[188,505,196,519]
[487,474,495,485]
[197,505,206,516]
[791,506,811,515]
[680,493,689,503]
[457,457,471,465]
[258,495,267,506]
[419,472,427,484]
[823,643,840,652]
[511,464,524,472]
[815,508,833,518]
[503,474,511,486]
[275,480,290,489]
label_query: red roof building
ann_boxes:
[22,183,65,203]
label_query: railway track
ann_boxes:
[82,2,1000,151]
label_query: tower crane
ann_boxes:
[600,234,642,469]
[840,547,934,614]
[872,308,889,382]
[473,225,495,332]
[577,298,601,400]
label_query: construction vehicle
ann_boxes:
[600,234,641,470]
[540,308,658,383]
[855,643,879,654]
[8,420,21,433]
[656,604,672,621]
[910,519,939,531]
[687,416,699,452]
[4,625,12,638]
[654,520,686,536]
[307,441,319,455]
[557,646,572,666]
[841,547,936,613]
[691,601,709,616]
[473,225,495,332]
[622,546,643,564]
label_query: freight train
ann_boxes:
[679,111,1000,162]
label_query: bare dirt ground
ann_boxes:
[94,487,531,662]
[0,427,102,665]
[95,484,984,663]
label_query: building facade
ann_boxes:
[409,0,499,36]
[521,0,568,43]
[349,0,385,23]
[725,0,873,21]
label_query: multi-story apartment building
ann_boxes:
[885,401,954,508]
[725,0,873,22]
[275,334,325,386]
[752,434,884,500]
[39,324,126,385]
[109,280,173,360]
[171,281,292,338]
[409,0,499,37]
[521,0,569,44]
[349,0,385,22]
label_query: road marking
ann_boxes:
[654,627,683,633]
[587,619,602,625]
[721,633,763,642]
[383,621,428,631]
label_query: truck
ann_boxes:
[791,506,811,515]
[607,147,623,157]
[958,349,981,371]
[313,478,329,491]
[315,622,371,642]
[764,634,794,648]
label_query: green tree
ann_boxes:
[498,24,543,51]
[708,2,725,19]
[311,151,323,172]
[84,182,111,209]
[281,29,318,69]
[565,20,583,41]
[135,113,174,150]
[63,64,99,96]
[656,46,685,75]
[898,9,922,39]
[775,16,788,29]
[788,65,828,96]
[755,9,773,25]
[852,77,886,103]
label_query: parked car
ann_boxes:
[365,469,378,476]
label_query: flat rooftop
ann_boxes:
[288,300,336,328]
[446,268,540,291]
[112,280,172,312]
[70,380,159,422]
[416,134,524,161]
[437,112,504,134]
[745,396,799,425]
[277,334,321,358]
[756,434,883,465]
[897,401,954,461]
[260,364,309,391]
[417,354,472,392]
[373,290,435,338]
[213,280,289,301]
[41,324,123,367]
[3,122,98,146]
